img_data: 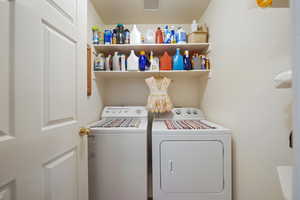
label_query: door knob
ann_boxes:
[79,127,91,136]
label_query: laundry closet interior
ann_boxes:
[84,1,292,200]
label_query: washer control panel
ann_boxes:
[157,108,206,120]
[101,106,148,118]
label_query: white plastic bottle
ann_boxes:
[191,20,198,33]
[127,50,139,71]
[105,54,111,71]
[149,51,159,71]
[120,54,126,71]
[130,25,141,44]
[112,52,121,71]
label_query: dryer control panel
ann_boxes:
[157,108,206,120]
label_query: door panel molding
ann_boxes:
[45,0,76,24]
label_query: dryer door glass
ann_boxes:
[160,140,224,193]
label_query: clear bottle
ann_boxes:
[130,25,141,44]
[92,26,99,44]
[191,20,198,33]
[176,27,187,44]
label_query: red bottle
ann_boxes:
[160,51,172,70]
[155,27,163,44]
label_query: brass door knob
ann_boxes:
[79,127,91,136]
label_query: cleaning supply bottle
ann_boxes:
[139,51,147,71]
[176,27,187,44]
[105,54,112,71]
[191,20,198,32]
[163,25,171,43]
[112,29,117,44]
[183,50,192,70]
[120,54,126,71]
[149,51,159,71]
[130,24,141,44]
[155,27,163,44]
[124,29,130,44]
[170,26,176,44]
[201,55,207,70]
[117,24,125,44]
[92,26,99,44]
[160,51,172,70]
[192,53,201,70]
[112,52,121,71]
[172,48,184,70]
[127,50,139,71]
[145,29,155,44]
[104,30,112,44]
[98,28,104,44]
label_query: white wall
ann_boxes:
[84,0,105,124]
[199,1,293,200]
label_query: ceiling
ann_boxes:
[91,0,211,24]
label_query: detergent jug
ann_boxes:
[130,25,141,44]
[139,51,147,71]
[173,48,184,70]
[127,50,139,71]
[160,51,172,70]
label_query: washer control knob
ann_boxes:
[175,110,181,115]
[186,110,192,115]
[193,110,198,115]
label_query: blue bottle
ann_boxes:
[139,51,147,71]
[183,50,192,70]
[173,48,184,70]
[104,30,112,44]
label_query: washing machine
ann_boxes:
[152,108,232,200]
[89,106,148,200]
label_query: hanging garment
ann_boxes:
[145,76,173,113]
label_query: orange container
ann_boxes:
[160,51,172,70]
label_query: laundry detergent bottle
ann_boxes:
[183,50,192,70]
[139,51,147,71]
[127,50,139,71]
[172,48,184,70]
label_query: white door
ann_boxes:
[0,0,88,199]
[160,140,224,193]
